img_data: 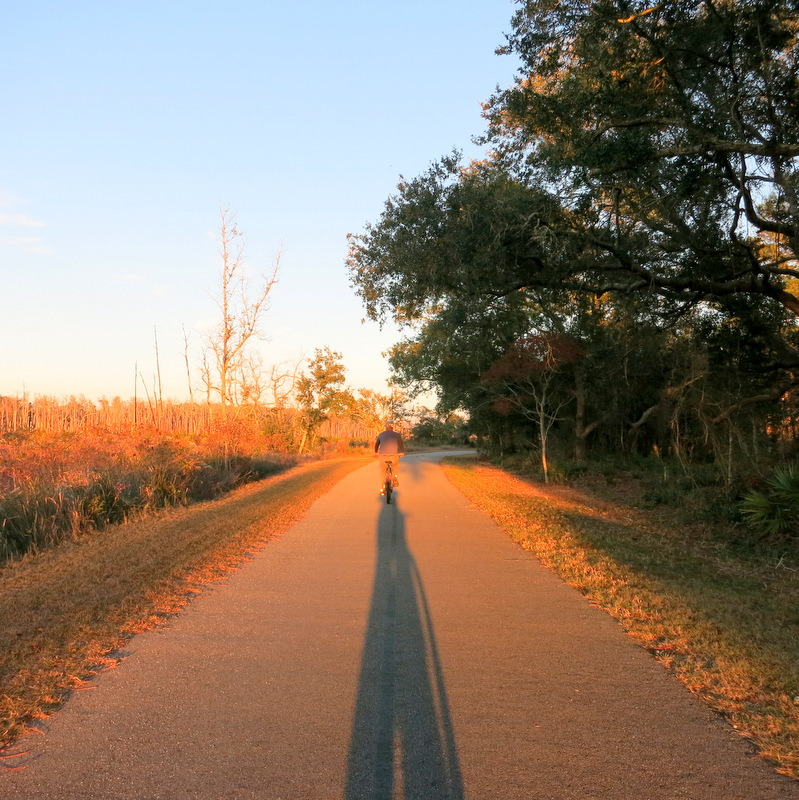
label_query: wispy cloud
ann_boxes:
[5,235,54,255]
[0,213,46,228]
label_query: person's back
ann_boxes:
[375,427,404,455]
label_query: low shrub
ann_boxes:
[548,460,590,483]
[0,432,297,563]
[740,465,799,545]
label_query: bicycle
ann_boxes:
[382,459,395,504]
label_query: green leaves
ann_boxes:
[296,348,354,442]
[740,467,799,541]
[347,0,799,469]
[347,157,570,327]
[486,0,799,329]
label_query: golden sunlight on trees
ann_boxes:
[296,347,354,453]
[348,1,799,493]
[201,207,281,414]
[350,387,406,432]
[199,208,281,466]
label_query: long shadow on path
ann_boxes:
[344,498,464,800]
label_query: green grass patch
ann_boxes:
[0,457,365,749]
[442,457,799,780]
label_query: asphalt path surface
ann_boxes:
[2,452,797,799]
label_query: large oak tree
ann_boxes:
[485,0,799,356]
[348,0,799,461]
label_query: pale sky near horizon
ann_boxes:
[1,1,520,406]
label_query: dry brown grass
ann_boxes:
[0,457,366,748]
[443,457,799,781]
[0,428,301,561]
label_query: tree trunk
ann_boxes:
[574,367,587,462]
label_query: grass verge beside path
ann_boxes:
[442,457,799,781]
[0,457,365,750]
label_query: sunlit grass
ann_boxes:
[0,457,365,748]
[0,429,299,562]
[442,457,799,780]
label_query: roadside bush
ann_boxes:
[740,465,799,544]
[0,432,297,564]
[548,460,590,483]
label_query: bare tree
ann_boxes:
[182,324,194,404]
[153,326,164,424]
[268,359,303,410]
[261,358,304,449]
[202,207,281,413]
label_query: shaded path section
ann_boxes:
[344,501,463,799]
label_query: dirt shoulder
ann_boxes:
[442,457,799,781]
[0,457,366,749]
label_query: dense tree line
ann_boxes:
[348,0,799,482]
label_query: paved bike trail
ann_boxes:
[2,452,797,799]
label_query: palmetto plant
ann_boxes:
[740,466,799,541]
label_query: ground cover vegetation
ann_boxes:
[347,0,799,537]
[0,457,365,750]
[0,363,424,564]
[0,376,415,563]
[443,457,799,779]
[0,427,297,563]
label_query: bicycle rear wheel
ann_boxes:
[384,463,393,504]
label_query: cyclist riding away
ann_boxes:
[375,421,404,495]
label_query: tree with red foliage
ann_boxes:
[482,334,584,481]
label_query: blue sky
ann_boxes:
[1,1,520,404]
